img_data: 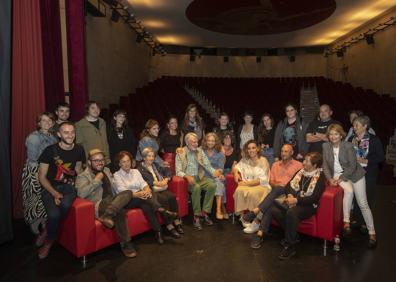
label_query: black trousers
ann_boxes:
[98,190,132,243]
[125,197,161,232]
[271,202,316,245]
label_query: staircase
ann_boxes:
[300,85,320,124]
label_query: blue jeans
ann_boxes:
[41,184,76,240]
[258,186,285,232]
[262,147,274,167]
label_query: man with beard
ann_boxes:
[76,149,137,258]
[52,102,71,133]
[75,101,110,164]
[37,122,86,259]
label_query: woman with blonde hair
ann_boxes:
[202,132,227,219]
[322,123,377,248]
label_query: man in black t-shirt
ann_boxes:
[37,122,85,259]
[306,104,340,153]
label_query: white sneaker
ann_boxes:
[240,217,251,228]
[244,221,260,234]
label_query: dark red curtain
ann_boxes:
[40,0,65,111]
[12,0,46,218]
[66,0,88,120]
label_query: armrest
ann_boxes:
[316,186,344,241]
[169,176,188,217]
[58,197,97,257]
[225,173,238,212]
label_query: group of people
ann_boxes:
[22,101,384,261]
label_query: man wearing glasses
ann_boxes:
[75,148,137,258]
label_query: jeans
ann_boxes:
[353,174,377,226]
[262,147,274,167]
[258,186,285,232]
[189,177,216,215]
[339,177,376,235]
[41,184,76,240]
[125,197,161,232]
[214,178,226,202]
[271,202,316,245]
[98,190,132,243]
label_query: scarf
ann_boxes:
[290,168,321,197]
[352,132,370,159]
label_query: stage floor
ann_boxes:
[1,185,396,282]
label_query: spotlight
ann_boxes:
[365,34,375,45]
[111,10,120,22]
[136,34,143,43]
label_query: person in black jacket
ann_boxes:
[350,115,385,233]
[107,109,137,172]
[273,104,308,161]
[271,151,325,260]
[137,147,183,238]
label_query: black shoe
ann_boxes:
[175,224,184,234]
[367,238,377,249]
[121,241,137,258]
[360,225,368,235]
[278,245,296,260]
[203,215,214,226]
[342,227,352,238]
[193,217,202,231]
[155,231,164,244]
[168,228,181,239]
[160,210,178,223]
[250,234,264,249]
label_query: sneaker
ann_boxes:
[203,215,214,226]
[38,239,54,259]
[121,241,137,258]
[243,221,260,234]
[175,224,184,234]
[250,234,264,249]
[239,216,251,228]
[98,215,115,229]
[168,228,182,239]
[280,236,300,247]
[35,227,48,247]
[193,217,202,231]
[278,245,296,260]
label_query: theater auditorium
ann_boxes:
[1,0,396,281]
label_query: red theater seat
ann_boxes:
[57,176,188,264]
[225,174,343,254]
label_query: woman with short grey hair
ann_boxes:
[137,147,183,237]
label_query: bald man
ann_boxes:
[306,104,340,153]
[245,144,303,248]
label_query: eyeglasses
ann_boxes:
[91,159,105,163]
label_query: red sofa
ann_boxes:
[57,176,188,264]
[225,174,343,254]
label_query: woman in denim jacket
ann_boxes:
[22,112,57,240]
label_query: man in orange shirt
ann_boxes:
[244,144,303,248]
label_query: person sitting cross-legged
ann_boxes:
[176,132,224,230]
[75,149,137,258]
[271,152,325,260]
[245,144,303,249]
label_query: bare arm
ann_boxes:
[38,163,63,205]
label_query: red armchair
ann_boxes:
[225,174,343,254]
[57,176,188,265]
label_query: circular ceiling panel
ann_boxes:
[186,0,336,35]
